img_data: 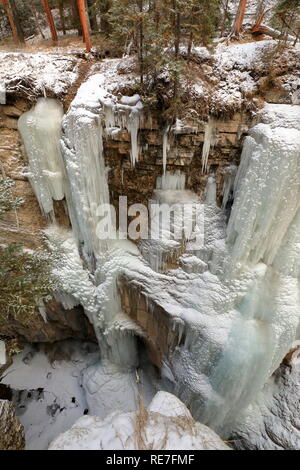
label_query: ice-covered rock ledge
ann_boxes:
[49,392,230,450]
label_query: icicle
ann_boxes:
[205,175,217,206]
[0,340,6,366]
[156,170,186,190]
[162,126,170,175]
[18,98,65,216]
[202,117,217,174]
[127,110,140,166]
[101,95,143,167]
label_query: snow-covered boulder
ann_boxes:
[49,392,230,450]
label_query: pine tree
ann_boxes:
[273,0,300,45]
[0,177,57,327]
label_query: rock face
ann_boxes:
[0,300,96,344]
[230,346,300,450]
[106,111,248,211]
[119,278,183,368]
[0,400,25,450]
[49,391,231,450]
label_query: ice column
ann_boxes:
[227,107,300,268]
[18,98,65,216]
[202,117,217,174]
[62,103,112,259]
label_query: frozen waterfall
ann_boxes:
[18,83,300,440]
[18,98,65,217]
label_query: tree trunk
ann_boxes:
[172,1,181,105]
[59,0,66,35]
[249,23,296,42]
[172,1,180,58]
[72,0,83,36]
[8,0,24,43]
[137,0,144,84]
[87,0,98,32]
[220,0,230,37]
[77,0,91,53]
[2,0,21,44]
[231,0,247,36]
[42,0,58,43]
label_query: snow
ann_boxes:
[49,392,230,450]
[216,40,275,72]
[1,341,100,450]
[82,360,140,418]
[0,52,78,96]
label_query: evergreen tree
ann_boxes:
[0,177,57,327]
[273,0,300,45]
[108,0,220,108]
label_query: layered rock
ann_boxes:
[0,300,96,344]
[0,400,25,450]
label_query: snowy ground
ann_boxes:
[1,341,99,450]
[0,52,79,98]
[0,340,156,450]
[49,391,231,451]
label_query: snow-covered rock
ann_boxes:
[49,392,230,450]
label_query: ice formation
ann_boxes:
[102,91,143,167]
[156,170,186,191]
[0,340,6,365]
[18,98,65,217]
[227,104,300,268]
[202,117,217,174]
[18,68,300,444]
[162,126,170,175]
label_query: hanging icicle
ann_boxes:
[202,117,217,174]
[162,125,171,175]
